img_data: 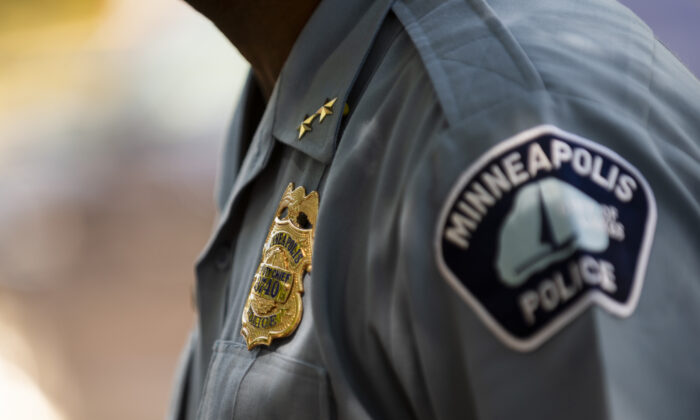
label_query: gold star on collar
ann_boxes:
[317,97,337,123]
[297,114,317,139]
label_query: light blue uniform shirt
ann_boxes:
[170,0,700,418]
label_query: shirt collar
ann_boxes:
[270,0,395,163]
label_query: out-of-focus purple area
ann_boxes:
[620,0,700,76]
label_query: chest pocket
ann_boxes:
[197,341,332,420]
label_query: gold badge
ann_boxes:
[241,183,319,349]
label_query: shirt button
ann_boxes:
[215,244,232,270]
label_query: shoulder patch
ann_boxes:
[435,125,656,351]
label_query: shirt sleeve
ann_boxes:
[313,85,700,419]
[415,101,699,420]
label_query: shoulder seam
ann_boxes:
[392,0,547,127]
[465,0,545,89]
[392,2,461,124]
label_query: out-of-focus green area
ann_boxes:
[0,0,104,115]
[0,0,247,419]
[0,0,105,31]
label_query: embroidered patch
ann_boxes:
[435,125,656,351]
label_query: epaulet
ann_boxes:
[392,0,545,128]
[392,0,656,129]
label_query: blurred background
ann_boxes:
[0,0,246,419]
[0,0,697,419]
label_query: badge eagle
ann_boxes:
[241,183,318,349]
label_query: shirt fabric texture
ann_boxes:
[169,0,700,418]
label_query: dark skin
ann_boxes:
[185,0,321,99]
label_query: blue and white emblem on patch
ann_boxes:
[435,125,656,351]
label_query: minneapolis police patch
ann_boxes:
[435,125,656,351]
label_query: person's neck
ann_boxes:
[194,1,321,100]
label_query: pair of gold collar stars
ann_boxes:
[297,97,350,139]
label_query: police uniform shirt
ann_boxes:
[169,0,700,419]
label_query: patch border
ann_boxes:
[434,125,657,352]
